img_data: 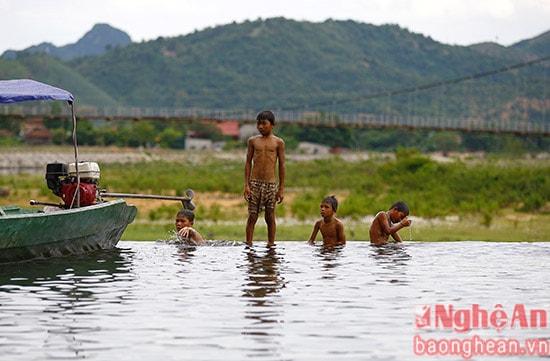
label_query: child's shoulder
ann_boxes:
[332,217,344,228]
[248,134,262,141]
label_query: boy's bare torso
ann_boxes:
[369,211,393,245]
[319,218,345,246]
[250,135,282,182]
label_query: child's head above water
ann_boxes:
[322,195,338,211]
[176,209,195,222]
[390,200,409,215]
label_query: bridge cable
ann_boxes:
[279,55,550,111]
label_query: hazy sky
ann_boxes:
[1,0,549,54]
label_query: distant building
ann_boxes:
[184,136,226,151]
[185,137,212,150]
[215,121,240,139]
[198,120,240,140]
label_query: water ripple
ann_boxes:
[0,241,549,360]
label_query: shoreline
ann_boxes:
[3,146,548,243]
[2,146,548,169]
[123,212,549,242]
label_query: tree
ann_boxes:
[133,121,157,147]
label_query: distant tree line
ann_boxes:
[1,18,548,152]
[0,115,547,154]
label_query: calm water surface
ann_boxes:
[0,241,549,361]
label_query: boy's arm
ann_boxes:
[276,138,285,203]
[378,212,393,235]
[336,221,346,245]
[391,231,404,243]
[190,228,206,245]
[308,221,320,244]
[390,217,411,242]
[178,227,205,245]
[243,138,254,200]
[379,213,408,236]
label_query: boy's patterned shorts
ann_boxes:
[247,179,278,214]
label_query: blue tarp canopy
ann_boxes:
[0,79,74,103]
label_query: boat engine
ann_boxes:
[45,161,100,207]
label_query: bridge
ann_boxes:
[1,57,549,136]
[2,105,547,136]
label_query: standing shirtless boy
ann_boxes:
[369,200,412,245]
[308,195,346,247]
[243,110,285,246]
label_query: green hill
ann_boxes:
[0,18,548,153]
[1,18,547,111]
[0,54,119,106]
[66,18,549,110]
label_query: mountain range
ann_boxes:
[0,18,548,116]
[2,23,131,61]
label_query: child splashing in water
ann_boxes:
[369,201,412,245]
[175,209,205,245]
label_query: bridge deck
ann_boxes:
[1,105,548,136]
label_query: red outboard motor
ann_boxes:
[45,161,100,207]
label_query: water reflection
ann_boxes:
[314,244,345,279]
[240,246,287,358]
[173,244,196,265]
[0,247,135,360]
[0,247,134,292]
[0,241,547,361]
[369,243,411,284]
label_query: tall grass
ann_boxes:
[81,152,550,220]
[2,151,548,242]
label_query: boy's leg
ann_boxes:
[265,208,276,246]
[246,212,259,246]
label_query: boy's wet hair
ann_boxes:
[256,110,275,125]
[322,195,338,211]
[177,209,195,221]
[390,200,409,215]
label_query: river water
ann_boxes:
[0,241,548,361]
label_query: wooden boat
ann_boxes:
[0,200,137,263]
[0,79,194,263]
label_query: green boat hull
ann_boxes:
[0,199,137,263]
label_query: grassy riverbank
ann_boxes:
[122,210,549,242]
[1,147,549,242]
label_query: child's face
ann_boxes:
[175,215,193,230]
[320,202,335,218]
[256,119,274,135]
[390,208,408,223]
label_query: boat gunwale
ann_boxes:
[0,199,134,219]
